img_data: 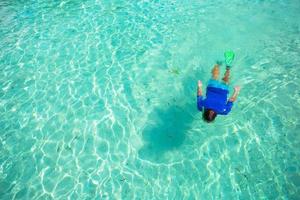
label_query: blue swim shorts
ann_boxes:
[207,79,229,91]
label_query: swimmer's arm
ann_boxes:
[229,86,241,102]
[197,80,203,96]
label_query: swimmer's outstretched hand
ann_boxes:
[197,80,203,96]
[234,86,241,92]
[198,80,203,88]
[229,86,241,102]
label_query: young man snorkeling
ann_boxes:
[197,51,241,123]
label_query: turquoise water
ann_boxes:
[1,0,300,199]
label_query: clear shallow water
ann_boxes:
[1,0,300,199]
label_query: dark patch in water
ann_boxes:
[138,104,193,163]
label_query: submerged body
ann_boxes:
[197,59,240,122]
[197,79,233,115]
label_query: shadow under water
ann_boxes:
[138,102,197,163]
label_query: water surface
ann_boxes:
[1,0,300,199]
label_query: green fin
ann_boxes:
[224,50,235,67]
[216,60,223,66]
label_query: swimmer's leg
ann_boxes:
[211,64,220,80]
[222,66,230,84]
